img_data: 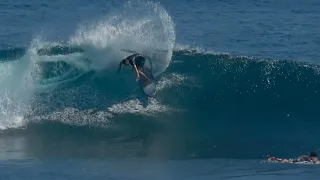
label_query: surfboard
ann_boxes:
[138,58,157,97]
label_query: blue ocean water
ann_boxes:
[1,0,320,179]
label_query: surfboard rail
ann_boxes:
[138,66,156,97]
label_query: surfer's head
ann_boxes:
[310,152,318,157]
[310,152,319,164]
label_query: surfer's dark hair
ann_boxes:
[310,151,318,157]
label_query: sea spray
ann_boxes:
[69,1,175,76]
[0,50,37,129]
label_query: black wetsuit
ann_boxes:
[123,53,145,68]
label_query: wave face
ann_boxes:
[1,2,320,160]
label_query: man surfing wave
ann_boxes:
[117,53,151,84]
[266,151,319,164]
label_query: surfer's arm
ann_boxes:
[131,59,140,80]
[133,64,140,81]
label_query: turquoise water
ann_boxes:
[1,0,320,179]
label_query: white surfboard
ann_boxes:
[138,58,157,97]
[141,79,156,97]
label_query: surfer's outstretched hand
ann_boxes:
[136,76,140,82]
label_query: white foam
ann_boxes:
[156,73,187,91]
[0,116,25,130]
[32,108,113,127]
[108,98,170,116]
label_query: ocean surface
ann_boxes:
[1,0,320,179]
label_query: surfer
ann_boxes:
[267,151,319,164]
[117,53,150,82]
[292,151,319,163]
